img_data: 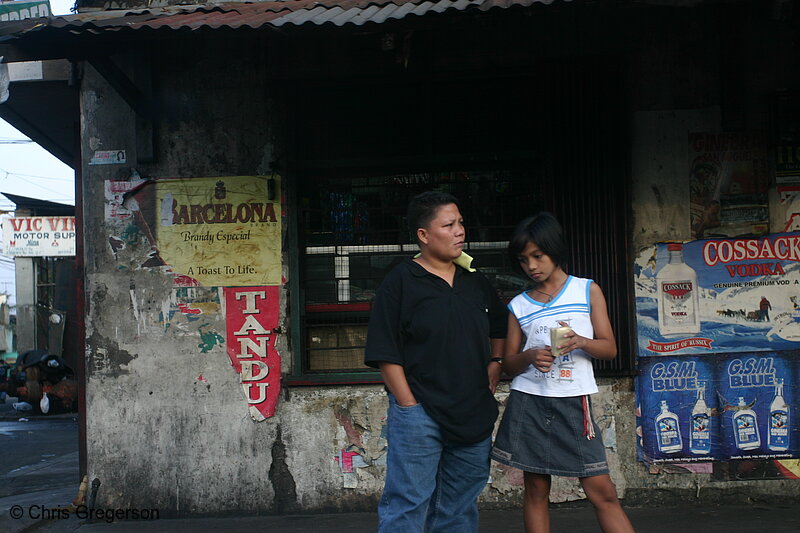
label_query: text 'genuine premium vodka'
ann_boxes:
[768,379,790,452]
[689,382,711,455]
[656,399,683,453]
[656,243,701,336]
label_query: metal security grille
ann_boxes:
[299,169,541,372]
[291,57,633,379]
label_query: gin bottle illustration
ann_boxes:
[689,383,711,455]
[768,379,790,452]
[655,400,683,453]
[656,243,701,336]
[733,397,760,450]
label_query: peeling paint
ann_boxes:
[603,416,618,451]
[490,463,524,493]
[327,395,389,491]
[109,235,125,253]
[158,288,222,333]
[334,407,364,448]
[129,288,140,336]
[121,223,142,245]
[197,324,224,352]
[335,445,370,489]
[335,445,369,474]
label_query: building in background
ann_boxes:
[0,0,799,517]
[0,192,77,368]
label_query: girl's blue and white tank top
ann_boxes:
[508,275,598,397]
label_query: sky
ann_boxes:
[0,0,77,303]
[0,0,75,210]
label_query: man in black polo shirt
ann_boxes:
[365,191,507,533]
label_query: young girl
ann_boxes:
[491,212,635,533]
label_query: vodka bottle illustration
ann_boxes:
[768,379,790,452]
[689,383,711,455]
[656,243,701,336]
[655,400,683,453]
[733,397,761,450]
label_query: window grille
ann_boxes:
[290,60,633,381]
[299,168,544,374]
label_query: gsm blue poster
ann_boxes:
[637,351,797,463]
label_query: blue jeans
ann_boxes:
[379,393,492,533]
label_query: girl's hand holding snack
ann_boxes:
[553,320,587,355]
[523,346,555,373]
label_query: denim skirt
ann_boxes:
[491,390,609,477]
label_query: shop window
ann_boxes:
[295,169,540,378]
[289,58,632,383]
[293,166,635,381]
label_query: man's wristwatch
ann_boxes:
[490,357,504,365]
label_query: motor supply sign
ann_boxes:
[2,216,76,256]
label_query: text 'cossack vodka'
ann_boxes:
[656,243,701,336]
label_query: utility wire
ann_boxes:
[1,174,74,198]
[0,167,74,182]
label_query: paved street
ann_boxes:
[0,416,80,497]
[0,401,80,533]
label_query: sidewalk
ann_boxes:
[5,498,799,533]
[0,486,75,533]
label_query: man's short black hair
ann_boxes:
[508,212,569,273]
[407,191,462,244]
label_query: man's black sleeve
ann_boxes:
[364,269,404,368]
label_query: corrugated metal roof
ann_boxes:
[0,0,569,39]
[0,192,74,214]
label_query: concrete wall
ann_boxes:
[80,39,303,514]
[77,4,800,518]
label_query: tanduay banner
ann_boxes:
[634,232,800,466]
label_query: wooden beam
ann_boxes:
[88,56,151,120]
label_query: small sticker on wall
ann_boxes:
[90,150,127,165]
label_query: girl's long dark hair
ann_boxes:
[508,212,569,275]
